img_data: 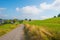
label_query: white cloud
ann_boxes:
[40,16,49,19]
[16,0,60,14]
[16,0,60,19]
[0,8,7,18]
[0,8,6,11]
[16,6,42,14]
[0,14,8,18]
[0,8,6,13]
[40,0,60,11]
[16,7,20,12]
[52,0,60,10]
[40,2,52,10]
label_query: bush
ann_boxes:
[29,19,31,21]
[54,16,56,18]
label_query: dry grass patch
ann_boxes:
[24,24,57,40]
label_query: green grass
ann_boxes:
[24,17,60,40]
[0,24,19,36]
[24,17,60,32]
[0,20,23,36]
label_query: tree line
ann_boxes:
[54,14,60,18]
[0,19,23,25]
[0,13,60,25]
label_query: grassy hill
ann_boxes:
[24,17,60,40]
[24,17,60,32]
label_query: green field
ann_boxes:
[24,17,60,32]
[24,17,60,40]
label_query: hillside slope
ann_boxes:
[24,17,60,40]
[24,17,60,32]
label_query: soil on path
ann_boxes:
[0,24,24,40]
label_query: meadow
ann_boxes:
[24,17,60,40]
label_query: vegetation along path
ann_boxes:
[0,24,24,40]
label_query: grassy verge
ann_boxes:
[0,24,19,36]
[24,24,58,40]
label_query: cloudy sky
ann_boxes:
[0,0,60,20]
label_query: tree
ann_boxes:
[13,19,18,22]
[58,14,60,17]
[0,19,2,24]
[25,18,27,21]
[54,16,56,18]
[4,20,11,24]
[19,20,23,23]
[29,19,31,21]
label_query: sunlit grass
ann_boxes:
[24,17,60,40]
[0,24,19,36]
[24,24,55,40]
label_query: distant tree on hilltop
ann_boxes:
[54,16,56,18]
[25,18,27,21]
[29,19,31,21]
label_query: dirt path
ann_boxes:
[0,24,24,40]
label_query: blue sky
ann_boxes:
[0,0,60,20]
